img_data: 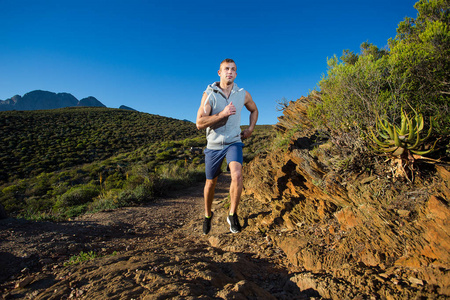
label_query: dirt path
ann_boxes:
[0,173,310,299]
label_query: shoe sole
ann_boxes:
[227,217,240,233]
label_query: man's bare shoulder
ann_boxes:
[244,91,254,102]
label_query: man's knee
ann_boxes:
[205,178,217,190]
[229,162,243,182]
[232,172,242,183]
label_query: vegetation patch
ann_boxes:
[0,110,275,221]
[305,0,449,178]
[64,251,98,266]
[0,107,202,183]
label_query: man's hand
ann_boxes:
[240,128,253,139]
[197,94,236,130]
[220,102,236,117]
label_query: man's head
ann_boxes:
[218,58,237,86]
[220,58,236,70]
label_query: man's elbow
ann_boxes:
[196,121,204,130]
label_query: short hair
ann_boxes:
[220,58,236,70]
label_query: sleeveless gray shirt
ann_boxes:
[203,82,245,150]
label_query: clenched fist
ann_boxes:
[221,102,236,117]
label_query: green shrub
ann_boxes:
[56,186,100,208]
[1,183,26,212]
[133,183,155,203]
[309,0,449,137]
[388,0,450,134]
[88,189,123,212]
[63,204,89,219]
[105,173,125,190]
[116,182,155,205]
[156,151,173,161]
[64,251,98,266]
[30,175,51,196]
[25,196,54,214]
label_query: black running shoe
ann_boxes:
[227,213,242,233]
[203,211,213,235]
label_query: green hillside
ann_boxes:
[0,107,275,220]
[0,107,201,183]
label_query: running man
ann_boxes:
[196,58,258,234]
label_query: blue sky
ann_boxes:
[0,0,418,125]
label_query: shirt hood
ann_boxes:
[206,82,242,98]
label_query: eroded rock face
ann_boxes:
[242,94,450,298]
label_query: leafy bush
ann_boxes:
[55,186,100,208]
[88,189,123,212]
[313,49,390,130]
[0,183,26,212]
[309,0,449,138]
[63,204,89,219]
[115,182,155,205]
[156,151,173,161]
[388,0,450,134]
[133,183,155,203]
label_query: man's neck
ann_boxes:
[219,82,233,97]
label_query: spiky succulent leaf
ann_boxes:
[416,113,424,132]
[393,129,404,148]
[407,113,417,144]
[378,130,391,140]
[410,139,437,155]
[376,122,390,140]
[379,118,394,140]
[419,120,433,144]
[398,108,408,135]
[406,127,421,150]
[370,129,393,147]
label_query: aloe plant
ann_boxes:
[369,107,437,180]
[370,107,435,156]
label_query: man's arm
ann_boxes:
[196,92,236,130]
[241,91,258,139]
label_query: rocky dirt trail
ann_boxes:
[0,174,311,299]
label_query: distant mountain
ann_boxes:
[119,105,136,111]
[78,96,106,108]
[0,90,106,111]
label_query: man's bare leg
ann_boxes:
[204,177,218,217]
[228,161,243,214]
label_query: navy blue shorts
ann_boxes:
[204,142,244,180]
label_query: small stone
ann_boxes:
[15,276,34,288]
[408,277,423,286]
[397,209,410,217]
[208,236,221,248]
[361,176,377,184]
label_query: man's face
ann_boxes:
[218,62,237,84]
